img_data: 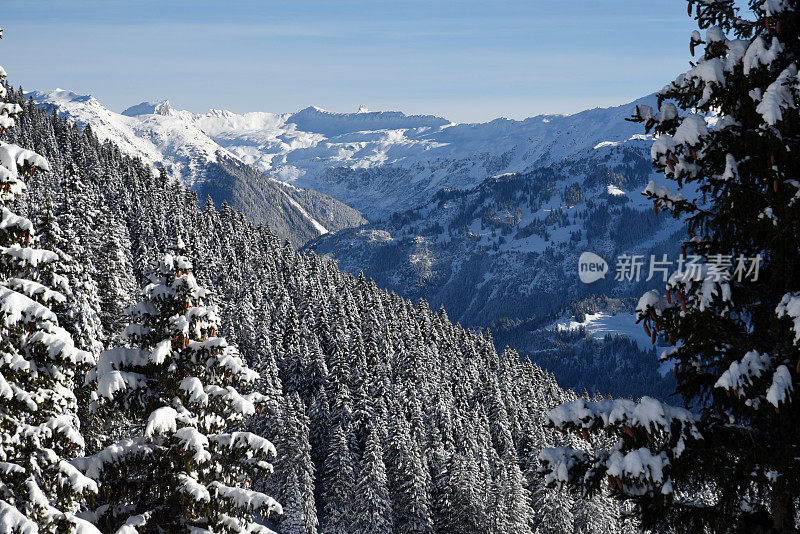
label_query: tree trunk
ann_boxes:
[771,489,796,533]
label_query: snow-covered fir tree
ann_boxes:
[321,424,356,534]
[539,1,800,531]
[94,203,136,344]
[77,237,281,532]
[353,424,393,534]
[0,29,100,533]
[36,170,105,357]
[385,398,433,534]
[272,394,318,534]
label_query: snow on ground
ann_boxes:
[283,192,328,236]
[606,184,626,196]
[552,312,655,352]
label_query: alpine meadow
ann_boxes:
[1,1,800,533]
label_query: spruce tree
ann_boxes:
[40,171,105,356]
[353,424,393,534]
[274,394,318,534]
[95,205,136,342]
[322,424,356,534]
[79,237,282,532]
[0,30,100,532]
[385,400,433,534]
[539,2,800,531]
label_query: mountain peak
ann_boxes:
[286,106,450,136]
[122,100,172,117]
[27,88,94,104]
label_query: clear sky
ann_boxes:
[1,0,698,123]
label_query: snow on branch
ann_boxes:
[0,285,57,326]
[145,406,178,437]
[756,64,797,126]
[766,365,793,408]
[207,482,282,517]
[643,180,684,209]
[714,350,770,395]
[0,499,39,534]
[178,473,211,503]
[1,244,58,269]
[72,438,155,479]
[175,427,211,463]
[57,459,99,495]
[547,397,699,440]
[606,448,670,496]
[776,292,800,343]
[0,208,33,234]
[5,278,65,306]
[210,431,277,459]
[537,447,589,488]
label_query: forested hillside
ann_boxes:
[307,149,681,400]
[2,86,636,533]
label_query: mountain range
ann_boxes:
[30,89,366,246]
[31,89,657,220]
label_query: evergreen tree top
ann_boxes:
[83,241,280,532]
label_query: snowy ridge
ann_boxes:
[285,105,451,136]
[29,89,658,220]
[30,89,227,186]
[29,89,365,245]
[30,89,166,169]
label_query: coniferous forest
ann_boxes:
[4,0,800,532]
[0,84,630,532]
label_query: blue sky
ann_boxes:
[1,1,697,122]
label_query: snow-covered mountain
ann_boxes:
[31,90,216,183]
[29,90,366,245]
[188,96,658,220]
[31,89,658,221]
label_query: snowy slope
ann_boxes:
[552,312,656,352]
[30,90,365,245]
[31,90,226,186]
